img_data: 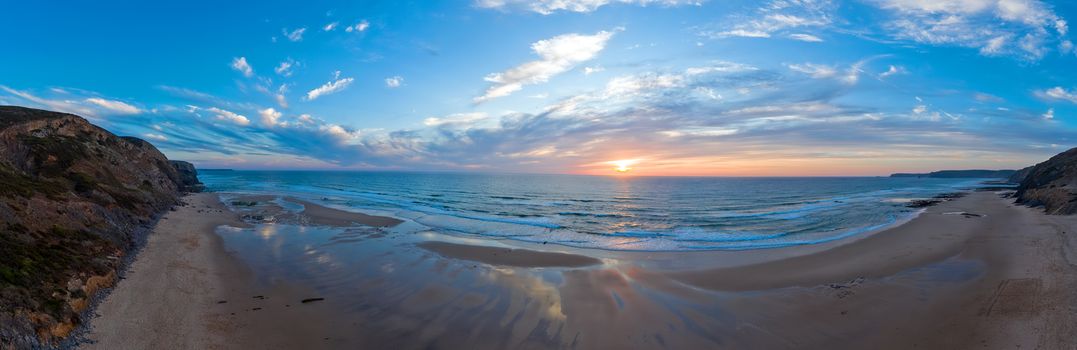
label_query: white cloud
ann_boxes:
[283,28,306,42]
[475,0,704,15]
[319,123,361,143]
[345,20,370,33]
[275,84,289,108]
[1042,108,1054,120]
[878,65,907,79]
[259,107,283,127]
[876,0,1066,59]
[603,73,685,98]
[659,127,738,137]
[275,59,297,77]
[1036,86,1077,103]
[980,35,1009,55]
[84,97,142,115]
[324,22,339,31]
[713,29,771,38]
[231,57,254,77]
[423,112,490,127]
[787,63,837,78]
[143,133,168,142]
[684,61,758,75]
[206,107,250,126]
[583,66,605,75]
[788,58,873,85]
[475,30,615,103]
[789,33,824,42]
[0,85,98,117]
[705,1,833,39]
[385,76,404,88]
[305,72,354,101]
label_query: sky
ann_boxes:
[2,0,1076,176]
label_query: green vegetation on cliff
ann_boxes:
[0,106,198,347]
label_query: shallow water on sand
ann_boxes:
[214,222,985,349]
[202,171,993,251]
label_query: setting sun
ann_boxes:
[610,159,639,173]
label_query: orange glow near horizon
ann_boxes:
[571,152,1038,177]
[608,159,639,174]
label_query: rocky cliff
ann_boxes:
[890,169,1016,178]
[170,160,205,193]
[1014,147,1077,215]
[1008,166,1034,184]
[0,106,193,347]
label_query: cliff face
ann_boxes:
[0,106,191,346]
[1008,166,1034,184]
[1015,147,1077,215]
[170,160,205,193]
[890,169,1016,178]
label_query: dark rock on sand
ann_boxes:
[907,199,943,208]
[1014,147,1077,215]
[0,106,198,347]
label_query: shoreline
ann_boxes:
[80,189,1077,349]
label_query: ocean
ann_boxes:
[200,171,990,251]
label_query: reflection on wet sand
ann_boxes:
[205,191,1077,349]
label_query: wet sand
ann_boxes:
[286,197,402,227]
[418,241,602,267]
[81,191,1077,349]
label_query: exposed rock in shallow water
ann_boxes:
[1015,147,1077,215]
[0,106,198,347]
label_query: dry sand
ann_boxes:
[80,191,1077,349]
[81,193,245,349]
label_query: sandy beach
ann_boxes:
[79,191,1077,349]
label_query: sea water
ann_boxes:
[200,171,990,251]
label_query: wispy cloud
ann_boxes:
[204,107,250,126]
[345,20,370,33]
[323,22,339,31]
[1036,86,1077,103]
[231,57,254,77]
[787,63,838,79]
[788,33,823,42]
[283,27,307,42]
[84,97,142,115]
[275,58,297,77]
[475,0,704,15]
[873,0,1067,59]
[787,57,876,85]
[475,30,616,103]
[385,76,404,88]
[703,0,833,39]
[878,65,907,79]
[305,71,354,101]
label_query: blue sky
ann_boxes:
[2,0,1076,175]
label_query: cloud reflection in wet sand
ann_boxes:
[215,223,981,349]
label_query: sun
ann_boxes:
[609,159,638,173]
